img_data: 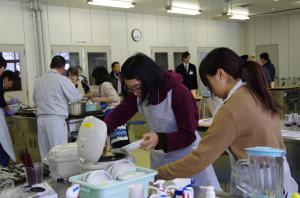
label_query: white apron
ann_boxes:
[214,80,298,197]
[0,108,16,162]
[138,90,220,189]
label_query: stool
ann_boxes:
[127,120,146,141]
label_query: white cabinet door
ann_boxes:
[47,6,72,45]
[70,8,92,45]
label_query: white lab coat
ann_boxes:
[33,70,82,159]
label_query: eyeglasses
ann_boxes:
[125,85,142,93]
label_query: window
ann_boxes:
[55,52,80,70]
[51,45,111,86]
[0,51,22,91]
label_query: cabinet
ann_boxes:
[271,86,300,118]
[6,116,40,163]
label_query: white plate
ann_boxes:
[122,139,144,152]
[86,170,113,185]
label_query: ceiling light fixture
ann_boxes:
[166,6,201,15]
[87,0,135,8]
[229,14,250,20]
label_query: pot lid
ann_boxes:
[47,142,78,159]
[245,147,286,157]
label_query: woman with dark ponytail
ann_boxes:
[157,48,297,196]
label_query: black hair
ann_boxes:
[260,52,270,61]
[50,55,66,69]
[92,66,111,85]
[0,56,7,69]
[2,70,15,81]
[240,55,249,62]
[200,47,280,116]
[111,61,119,69]
[121,53,164,106]
[182,51,190,61]
[66,67,79,77]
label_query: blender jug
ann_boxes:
[236,147,286,198]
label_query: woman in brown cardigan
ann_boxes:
[157,48,298,196]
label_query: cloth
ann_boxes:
[4,108,15,116]
[33,70,83,117]
[263,61,276,81]
[175,63,198,90]
[0,108,15,163]
[138,89,220,188]
[37,115,68,160]
[157,85,287,181]
[99,82,120,108]
[105,71,199,152]
[101,103,129,149]
[7,98,19,105]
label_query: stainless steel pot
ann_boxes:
[69,102,85,116]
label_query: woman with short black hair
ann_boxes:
[104,53,220,188]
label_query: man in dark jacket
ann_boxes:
[260,52,276,81]
[175,51,198,91]
[109,61,122,95]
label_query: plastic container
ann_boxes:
[69,167,157,198]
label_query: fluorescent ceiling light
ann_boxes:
[87,0,135,8]
[229,14,249,20]
[166,6,201,15]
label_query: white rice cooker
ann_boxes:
[46,116,131,179]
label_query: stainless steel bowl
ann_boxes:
[69,102,85,116]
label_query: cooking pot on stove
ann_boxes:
[69,102,85,116]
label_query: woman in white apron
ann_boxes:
[156,48,298,197]
[104,53,220,189]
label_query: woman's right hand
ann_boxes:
[141,132,159,150]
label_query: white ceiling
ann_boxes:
[39,0,300,19]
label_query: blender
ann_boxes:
[236,147,286,198]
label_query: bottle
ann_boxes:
[199,186,215,198]
[205,186,215,198]
[292,192,300,198]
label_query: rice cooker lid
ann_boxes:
[47,143,79,161]
[77,116,107,163]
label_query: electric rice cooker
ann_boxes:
[46,142,81,179]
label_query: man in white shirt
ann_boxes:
[33,56,83,160]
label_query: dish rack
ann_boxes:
[69,167,157,198]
